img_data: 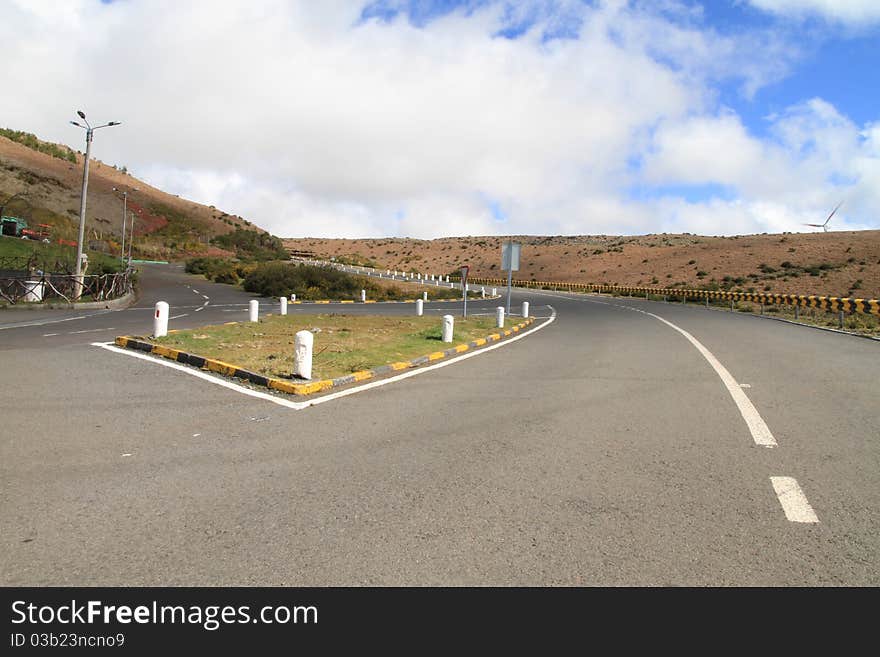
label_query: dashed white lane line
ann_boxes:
[68,327,117,334]
[90,306,556,411]
[770,477,819,523]
[0,310,112,330]
[202,294,209,299]
[169,313,189,320]
[42,333,59,337]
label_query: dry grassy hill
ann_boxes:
[0,131,263,261]
[284,231,880,299]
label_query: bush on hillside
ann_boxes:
[243,262,418,301]
[211,227,288,261]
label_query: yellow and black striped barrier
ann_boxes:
[458,277,880,317]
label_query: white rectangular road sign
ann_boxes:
[501,241,521,271]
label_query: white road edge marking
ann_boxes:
[637,308,777,448]
[527,290,777,448]
[90,307,556,411]
[770,477,819,523]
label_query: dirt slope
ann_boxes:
[0,133,260,260]
[283,232,880,299]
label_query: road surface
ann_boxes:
[1,263,877,585]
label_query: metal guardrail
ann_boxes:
[290,258,879,318]
[461,278,880,317]
[0,270,134,305]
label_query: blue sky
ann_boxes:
[1,0,878,237]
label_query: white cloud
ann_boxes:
[746,0,880,26]
[0,0,877,238]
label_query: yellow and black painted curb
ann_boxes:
[114,317,535,397]
[460,277,880,317]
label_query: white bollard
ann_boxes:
[496,306,504,328]
[293,330,313,380]
[481,286,486,298]
[416,299,424,316]
[280,297,288,315]
[153,301,169,338]
[442,315,454,342]
[290,293,296,302]
[249,299,259,322]
[522,301,529,318]
[445,275,449,282]
[492,288,497,296]
[423,291,428,301]
[361,289,366,302]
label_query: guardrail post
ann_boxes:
[760,303,764,315]
[838,310,844,328]
[522,301,529,317]
[705,296,709,308]
[153,301,169,338]
[496,306,504,328]
[442,315,454,342]
[293,330,313,380]
[416,299,424,316]
[361,289,366,302]
[730,300,734,312]
[249,299,259,322]
[280,296,287,315]
[794,305,799,320]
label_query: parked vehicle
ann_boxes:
[1,216,28,237]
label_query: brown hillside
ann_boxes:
[0,133,261,260]
[284,231,880,299]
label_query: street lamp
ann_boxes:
[70,110,121,297]
[112,186,138,267]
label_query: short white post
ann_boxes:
[153,301,169,338]
[422,291,428,301]
[492,288,497,296]
[442,315,454,342]
[294,330,313,379]
[496,306,504,328]
[522,301,529,317]
[249,299,259,322]
[290,293,296,302]
[280,296,288,315]
[361,289,366,302]
[416,299,424,316]
[481,286,486,298]
[445,275,449,282]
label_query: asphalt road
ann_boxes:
[1,263,877,585]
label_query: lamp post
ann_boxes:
[112,186,138,266]
[70,111,120,297]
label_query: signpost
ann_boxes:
[460,265,469,317]
[501,241,520,315]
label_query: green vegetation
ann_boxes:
[185,257,253,284]
[154,313,513,380]
[0,128,77,163]
[0,235,123,274]
[332,254,380,268]
[210,227,288,260]
[243,262,462,301]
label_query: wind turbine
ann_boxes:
[803,201,842,232]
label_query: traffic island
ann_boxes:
[114,314,535,397]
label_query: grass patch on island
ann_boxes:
[153,313,517,380]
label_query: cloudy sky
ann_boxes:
[1,0,878,238]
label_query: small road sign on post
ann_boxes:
[460,265,469,318]
[501,241,520,315]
